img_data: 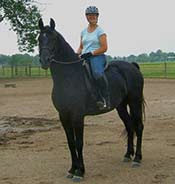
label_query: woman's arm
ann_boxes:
[77,36,83,55]
[92,34,108,55]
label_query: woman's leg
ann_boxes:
[89,55,111,109]
[89,54,106,80]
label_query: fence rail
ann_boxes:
[139,62,175,78]
[0,62,175,79]
[0,65,50,78]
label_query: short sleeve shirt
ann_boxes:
[81,26,106,54]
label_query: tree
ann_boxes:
[0,54,11,65]
[0,0,41,52]
[149,49,167,62]
[127,55,137,62]
[106,55,113,62]
[11,53,32,65]
[137,53,149,63]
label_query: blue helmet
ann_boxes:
[85,6,99,15]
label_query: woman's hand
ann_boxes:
[81,52,93,59]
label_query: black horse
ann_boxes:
[38,18,144,182]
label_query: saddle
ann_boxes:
[82,59,109,102]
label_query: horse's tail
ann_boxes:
[131,62,146,120]
[132,62,140,70]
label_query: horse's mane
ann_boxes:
[54,30,78,61]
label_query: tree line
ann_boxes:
[107,49,175,63]
[1,49,175,66]
[0,54,40,66]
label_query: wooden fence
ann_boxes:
[0,65,50,78]
[139,62,175,78]
[0,62,175,79]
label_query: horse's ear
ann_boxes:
[38,18,44,30]
[50,18,55,30]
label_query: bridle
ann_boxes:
[39,30,84,65]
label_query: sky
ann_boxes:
[0,0,175,57]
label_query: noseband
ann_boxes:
[39,46,55,62]
[40,46,52,51]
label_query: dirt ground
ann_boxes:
[0,78,175,184]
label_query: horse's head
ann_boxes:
[38,18,57,69]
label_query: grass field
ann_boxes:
[0,62,175,79]
[140,62,175,78]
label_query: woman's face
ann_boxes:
[86,14,98,24]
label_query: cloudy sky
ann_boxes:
[0,0,175,57]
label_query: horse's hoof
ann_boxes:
[123,156,132,162]
[132,161,141,167]
[72,176,83,182]
[66,173,74,179]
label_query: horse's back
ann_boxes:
[108,60,142,76]
[107,60,144,100]
[108,60,143,84]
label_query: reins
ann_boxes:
[40,47,84,65]
[51,58,84,65]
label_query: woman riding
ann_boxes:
[77,6,111,110]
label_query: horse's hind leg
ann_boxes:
[116,103,134,161]
[129,100,144,166]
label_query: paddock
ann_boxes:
[0,78,174,184]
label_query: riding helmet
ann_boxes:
[85,6,99,15]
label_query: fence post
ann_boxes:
[45,69,48,77]
[11,65,14,78]
[38,66,41,76]
[29,64,31,76]
[2,65,5,76]
[25,65,28,76]
[164,62,167,78]
[15,65,18,76]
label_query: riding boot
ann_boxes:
[96,75,111,110]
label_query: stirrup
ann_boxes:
[103,98,107,108]
[96,98,110,110]
[103,97,111,110]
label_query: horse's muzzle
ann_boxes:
[40,58,50,70]
[41,65,49,70]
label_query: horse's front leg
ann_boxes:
[71,116,85,182]
[59,113,78,178]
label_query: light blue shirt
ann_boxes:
[81,26,105,54]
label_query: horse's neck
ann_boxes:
[50,62,84,89]
[55,35,78,62]
[50,33,83,85]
